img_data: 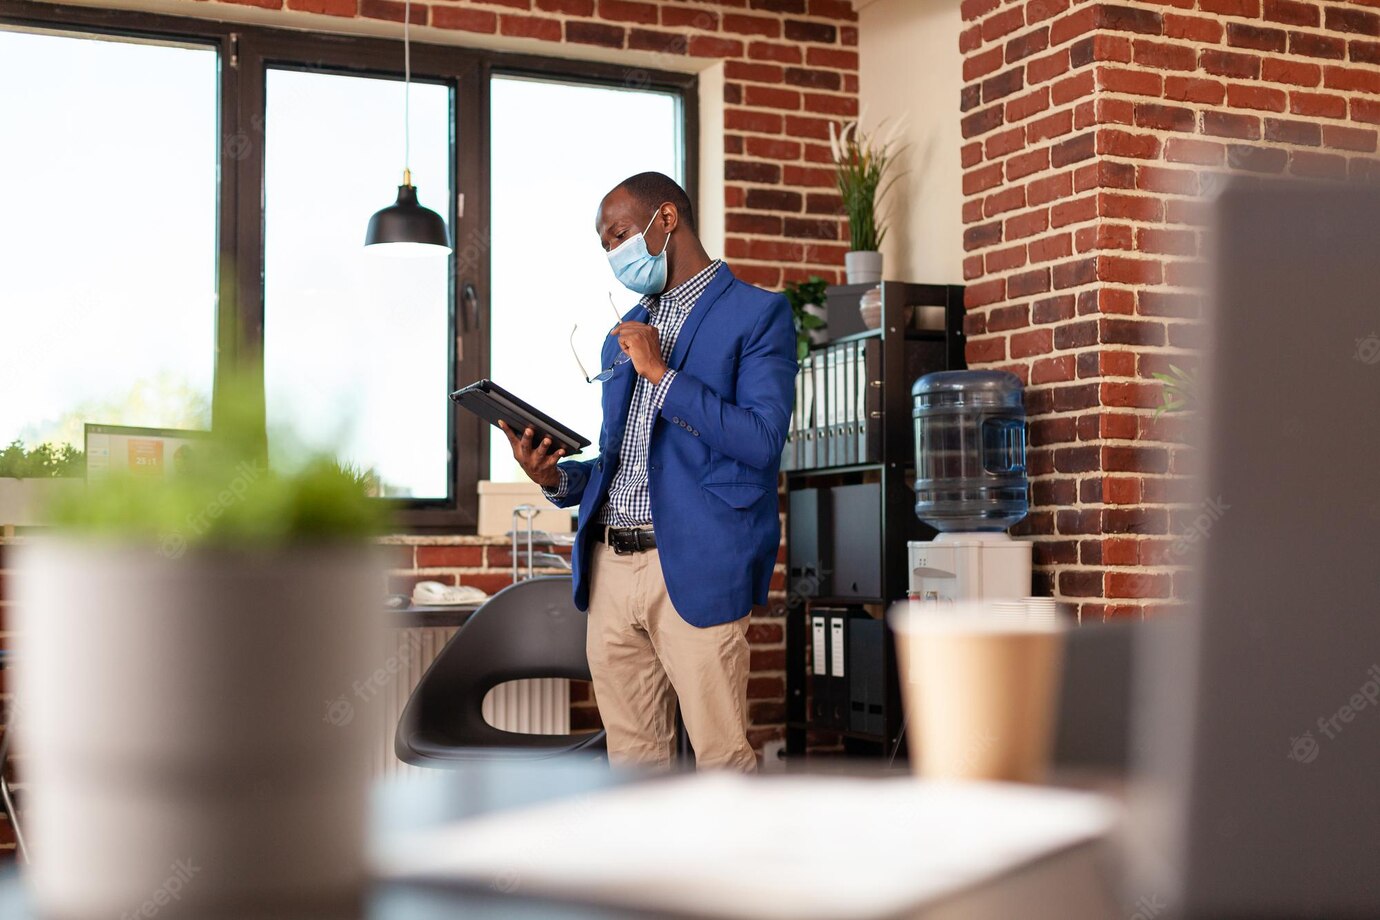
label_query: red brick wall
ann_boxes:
[958,0,1380,620]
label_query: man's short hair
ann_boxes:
[614,172,695,232]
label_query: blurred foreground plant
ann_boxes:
[46,372,385,545]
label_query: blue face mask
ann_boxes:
[606,211,671,296]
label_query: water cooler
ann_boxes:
[907,370,1032,602]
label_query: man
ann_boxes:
[499,171,797,771]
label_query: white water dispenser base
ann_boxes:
[907,532,1033,602]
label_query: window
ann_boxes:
[487,75,684,482]
[262,68,453,500]
[0,6,694,527]
[0,28,217,451]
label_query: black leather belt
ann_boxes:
[595,526,657,555]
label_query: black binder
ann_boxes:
[809,606,853,731]
[847,615,886,737]
[830,482,882,598]
[788,488,832,598]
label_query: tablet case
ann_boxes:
[450,380,590,457]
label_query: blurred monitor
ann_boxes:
[1133,180,1380,919]
[84,423,211,482]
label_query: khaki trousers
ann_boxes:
[586,541,757,772]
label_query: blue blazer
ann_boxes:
[548,264,798,628]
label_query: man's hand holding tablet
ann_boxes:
[497,420,565,489]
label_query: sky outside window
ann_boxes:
[0,29,217,449]
[488,75,683,482]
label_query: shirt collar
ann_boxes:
[642,259,722,316]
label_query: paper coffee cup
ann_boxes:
[890,601,1066,783]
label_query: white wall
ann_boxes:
[697,62,728,261]
[857,0,964,284]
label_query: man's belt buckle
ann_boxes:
[610,529,635,555]
[612,536,633,555]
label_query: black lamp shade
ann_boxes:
[364,183,450,253]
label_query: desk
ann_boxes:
[388,603,478,629]
[0,759,1120,920]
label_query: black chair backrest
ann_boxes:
[396,576,602,763]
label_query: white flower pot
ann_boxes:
[15,539,386,920]
[845,250,883,286]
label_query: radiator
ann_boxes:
[481,675,570,736]
[375,627,570,778]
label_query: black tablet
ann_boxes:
[450,380,591,457]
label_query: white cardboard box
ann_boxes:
[477,480,574,537]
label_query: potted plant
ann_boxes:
[14,380,388,920]
[0,440,85,531]
[1153,364,1198,417]
[829,120,901,286]
[783,276,829,360]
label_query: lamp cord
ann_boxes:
[403,0,412,182]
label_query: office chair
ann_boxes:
[0,650,28,862]
[395,575,606,766]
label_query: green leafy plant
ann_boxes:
[828,120,902,253]
[0,440,85,479]
[1153,364,1198,418]
[45,372,385,546]
[783,276,829,361]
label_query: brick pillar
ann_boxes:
[958,0,1380,620]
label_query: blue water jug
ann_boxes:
[912,370,1028,532]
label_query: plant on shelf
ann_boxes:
[782,276,829,361]
[0,440,84,478]
[829,119,902,286]
[46,391,384,543]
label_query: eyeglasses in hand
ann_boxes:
[571,293,633,384]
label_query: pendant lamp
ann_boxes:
[365,0,450,256]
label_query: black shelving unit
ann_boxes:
[783,281,965,758]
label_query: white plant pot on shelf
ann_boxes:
[15,540,386,920]
[845,249,883,285]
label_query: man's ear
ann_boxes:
[659,202,679,235]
